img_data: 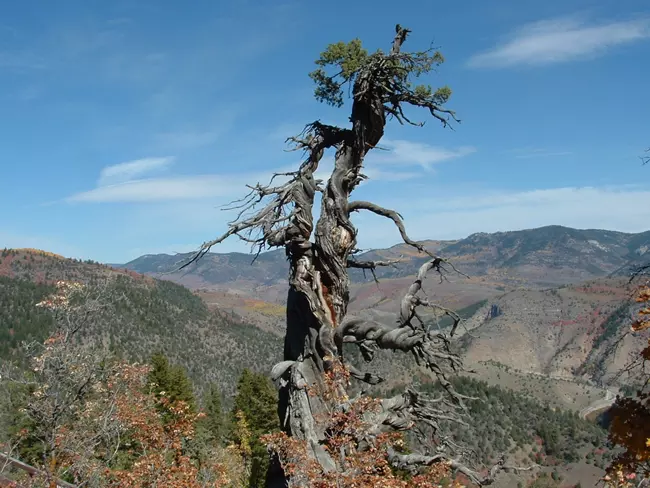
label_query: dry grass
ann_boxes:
[13,248,65,259]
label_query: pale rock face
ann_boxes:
[587,240,610,252]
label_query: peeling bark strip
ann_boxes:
[184,25,533,487]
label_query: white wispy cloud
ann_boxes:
[67,175,246,203]
[352,185,650,249]
[468,16,650,68]
[68,156,241,203]
[313,152,434,184]
[98,157,175,186]
[68,155,299,204]
[292,140,474,183]
[372,140,476,170]
[114,184,650,258]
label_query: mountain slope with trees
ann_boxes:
[0,249,282,397]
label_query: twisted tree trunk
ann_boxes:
[184,26,531,487]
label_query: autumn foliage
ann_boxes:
[103,364,232,487]
[264,361,463,488]
[630,286,650,333]
[5,357,245,487]
[605,284,650,487]
[0,280,246,487]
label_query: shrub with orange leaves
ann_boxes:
[3,348,241,488]
[631,286,650,333]
[265,419,462,488]
[605,284,650,487]
[1,280,245,487]
[264,362,465,488]
[103,363,233,488]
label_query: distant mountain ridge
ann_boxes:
[112,249,289,287]
[115,226,650,289]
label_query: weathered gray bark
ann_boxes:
[184,26,529,487]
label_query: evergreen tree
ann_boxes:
[200,383,225,445]
[230,369,279,488]
[178,383,228,473]
[1,381,43,464]
[147,352,196,414]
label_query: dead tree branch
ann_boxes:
[348,200,427,255]
[346,257,401,270]
[386,448,538,486]
[181,121,353,270]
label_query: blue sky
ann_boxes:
[1,0,649,263]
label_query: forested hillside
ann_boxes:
[0,249,281,396]
[0,276,54,359]
[421,377,608,467]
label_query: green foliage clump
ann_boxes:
[309,39,369,107]
[230,369,279,488]
[198,383,226,445]
[308,29,451,118]
[148,352,197,416]
[0,381,43,464]
[0,276,54,359]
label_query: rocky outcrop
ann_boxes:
[486,304,502,320]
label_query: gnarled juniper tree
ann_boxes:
[184,26,529,487]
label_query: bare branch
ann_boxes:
[386,448,537,486]
[334,317,464,400]
[346,257,401,270]
[347,256,402,283]
[386,94,460,128]
[347,202,467,281]
[397,259,465,336]
[0,453,77,488]
[180,122,353,271]
[348,200,430,255]
[391,24,411,54]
